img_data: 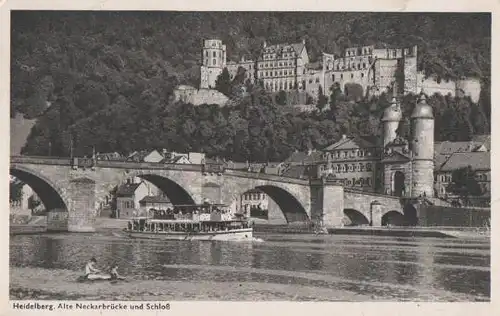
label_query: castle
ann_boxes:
[199,39,481,103]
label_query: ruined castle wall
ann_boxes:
[403,56,418,94]
[456,78,481,103]
[373,59,398,94]
[200,66,223,90]
[174,87,229,106]
[417,73,457,97]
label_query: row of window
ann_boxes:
[331,72,365,81]
[205,51,223,58]
[263,52,296,60]
[259,60,296,68]
[258,69,295,78]
[322,163,373,173]
[340,177,373,187]
[324,149,374,160]
[265,80,295,91]
[121,201,135,209]
[436,173,489,182]
[242,193,266,201]
[329,62,369,71]
[346,47,373,56]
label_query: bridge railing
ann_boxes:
[10,156,71,165]
[95,160,205,171]
[224,168,310,185]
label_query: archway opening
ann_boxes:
[137,175,195,205]
[10,168,67,213]
[241,185,309,224]
[343,209,370,226]
[393,171,405,197]
[381,211,405,226]
[112,174,196,219]
[404,204,418,226]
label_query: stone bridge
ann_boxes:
[10,156,410,232]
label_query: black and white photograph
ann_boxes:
[7,6,492,305]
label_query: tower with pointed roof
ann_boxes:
[381,96,402,148]
[410,91,435,197]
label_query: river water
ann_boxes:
[9,232,490,301]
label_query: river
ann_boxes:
[9,232,490,301]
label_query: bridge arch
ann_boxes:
[128,172,197,205]
[343,208,369,226]
[10,165,68,212]
[381,210,405,226]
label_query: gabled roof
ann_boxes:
[439,152,490,172]
[127,149,163,162]
[139,196,172,204]
[471,134,491,151]
[434,141,478,155]
[261,41,305,58]
[282,165,307,179]
[116,183,144,197]
[322,135,377,151]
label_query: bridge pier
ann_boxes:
[66,178,97,232]
[311,180,344,228]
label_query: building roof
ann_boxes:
[139,196,172,204]
[127,150,163,162]
[116,183,143,197]
[438,152,490,172]
[282,165,307,179]
[322,135,377,151]
[261,41,305,58]
[284,150,323,165]
[471,134,491,151]
[96,152,123,161]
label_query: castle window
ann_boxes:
[289,82,293,89]
[393,50,397,58]
[303,69,306,75]
[309,79,313,84]
[360,163,365,171]
[352,178,356,186]
[360,178,365,186]
[351,73,354,79]
[279,62,282,67]
[358,63,361,69]
[340,74,343,79]
[213,51,216,58]
[205,59,208,65]
[279,71,283,76]
[205,51,208,57]
[337,65,340,71]
[284,70,288,75]
[212,58,216,65]
[265,71,268,77]
[363,63,366,68]
[366,163,372,171]
[367,178,371,186]
[361,73,364,78]
[332,74,335,81]
[315,77,320,83]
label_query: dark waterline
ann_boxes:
[10,232,490,301]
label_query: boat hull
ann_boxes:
[126,228,253,241]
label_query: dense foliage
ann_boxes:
[11,12,491,161]
[448,166,485,204]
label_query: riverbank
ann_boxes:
[10,266,487,301]
[9,267,381,301]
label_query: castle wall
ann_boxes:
[200,66,223,90]
[417,73,457,97]
[403,56,418,94]
[174,87,229,106]
[456,78,481,103]
[374,59,398,94]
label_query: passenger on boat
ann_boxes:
[84,257,101,279]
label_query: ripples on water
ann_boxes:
[10,232,490,301]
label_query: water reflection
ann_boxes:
[9,233,490,300]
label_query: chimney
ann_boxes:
[342,134,347,140]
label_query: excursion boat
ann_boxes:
[124,203,253,241]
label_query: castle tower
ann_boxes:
[381,97,402,147]
[200,39,227,89]
[410,92,434,198]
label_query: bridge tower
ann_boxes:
[381,96,402,147]
[200,39,227,89]
[410,92,434,198]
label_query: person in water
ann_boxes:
[84,257,101,279]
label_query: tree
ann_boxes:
[9,179,24,202]
[215,68,232,97]
[316,85,328,111]
[276,90,287,106]
[447,166,484,206]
